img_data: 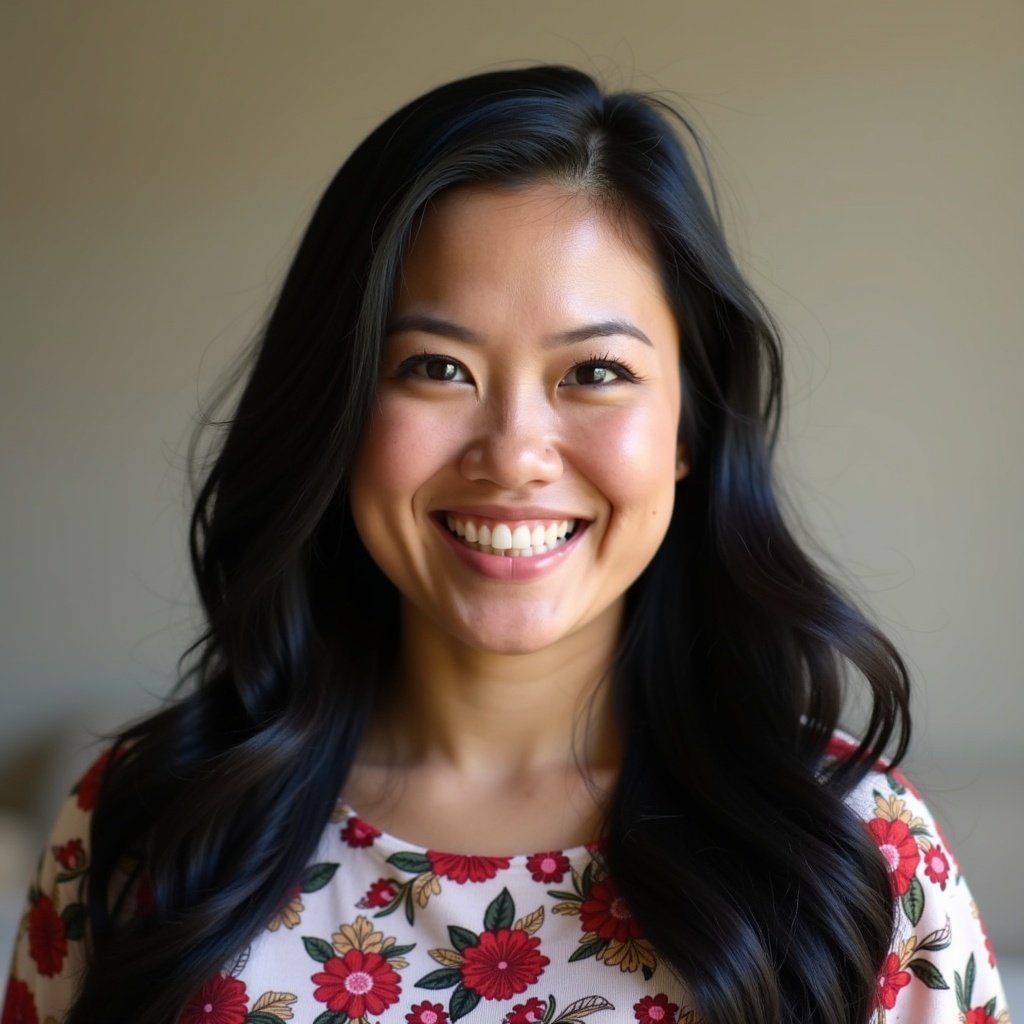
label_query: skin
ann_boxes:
[345,183,687,854]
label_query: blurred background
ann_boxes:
[2,0,1021,998]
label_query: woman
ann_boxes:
[3,65,1008,1024]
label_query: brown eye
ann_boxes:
[562,361,626,386]
[424,358,461,381]
[399,355,470,382]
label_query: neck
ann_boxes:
[362,599,624,781]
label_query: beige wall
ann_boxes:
[2,1,1022,950]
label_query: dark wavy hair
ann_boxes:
[72,64,910,1023]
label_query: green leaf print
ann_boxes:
[484,887,515,932]
[449,983,482,1021]
[388,851,434,874]
[311,1012,348,1024]
[416,966,462,989]
[887,774,907,795]
[955,953,976,1012]
[302,936,335,963]
[301,862,339,893]
[546,890,578,902]
[580,859,595,893]
[568,939,606,963]
[901,875,925,926]
[61,902,88,941]
[907,959,949,990]
[448,924,479,951]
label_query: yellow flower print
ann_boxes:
[250,990,298,1020]
[873,793,925,834]
[266,892,304,932]
[333,914,390,955]
[597,936,657,973]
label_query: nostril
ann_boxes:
[458,435,562,487]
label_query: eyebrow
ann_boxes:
[385,313,653,348]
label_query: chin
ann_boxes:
[445,609,578,657]
[455,623,564,657]
[469,635,557,657]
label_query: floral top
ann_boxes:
[2,737,1011,1024]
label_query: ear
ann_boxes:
[675,444,689,481]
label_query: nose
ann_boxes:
[459,388,563,488]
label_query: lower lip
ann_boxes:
[433,518,589,582]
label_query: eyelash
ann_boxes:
[395,351,644,386]
[565,351,644,386]
[396,352,470,383]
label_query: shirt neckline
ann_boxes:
[336,800,604,866]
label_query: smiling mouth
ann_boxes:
[442,514,580,557]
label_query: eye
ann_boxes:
[560,358,639,387]
[398,354,470,382]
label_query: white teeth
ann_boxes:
[511,525,532,549]
[444,516,578,557]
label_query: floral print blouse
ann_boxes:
[2,736,1011,1024]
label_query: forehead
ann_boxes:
[393,183,673,333]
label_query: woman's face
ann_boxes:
[349,183,686,656]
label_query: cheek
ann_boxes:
[352,414,408,497]
[572,404,679,508]
[352,398,456,504]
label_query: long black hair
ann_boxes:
[72,64,910,1024]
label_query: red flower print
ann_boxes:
[460,928,550,1000]
[964,1009,998,1024]
[634,993,679,1024]
[1,978,39,1024]
[428,851,511,884]
[579,877,644,943]
[526,851,570,883]
[504,997,547,1023]
[341,816,382,848]
[312,949,402,1017]
[406,1001,449,1024]
[180,973,248,1024]
[51,838,86,871]
[75,749,113,811]
[867,818,920,897]
[985,934,997,968]
[27,894,67,977]
[922,844,950,889]
[874,952,911,1011]
[358,878,400,908]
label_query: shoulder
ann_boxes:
[824,733,1011,1023]
[2,745,138,1023]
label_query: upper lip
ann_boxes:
[435,504,590,521]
